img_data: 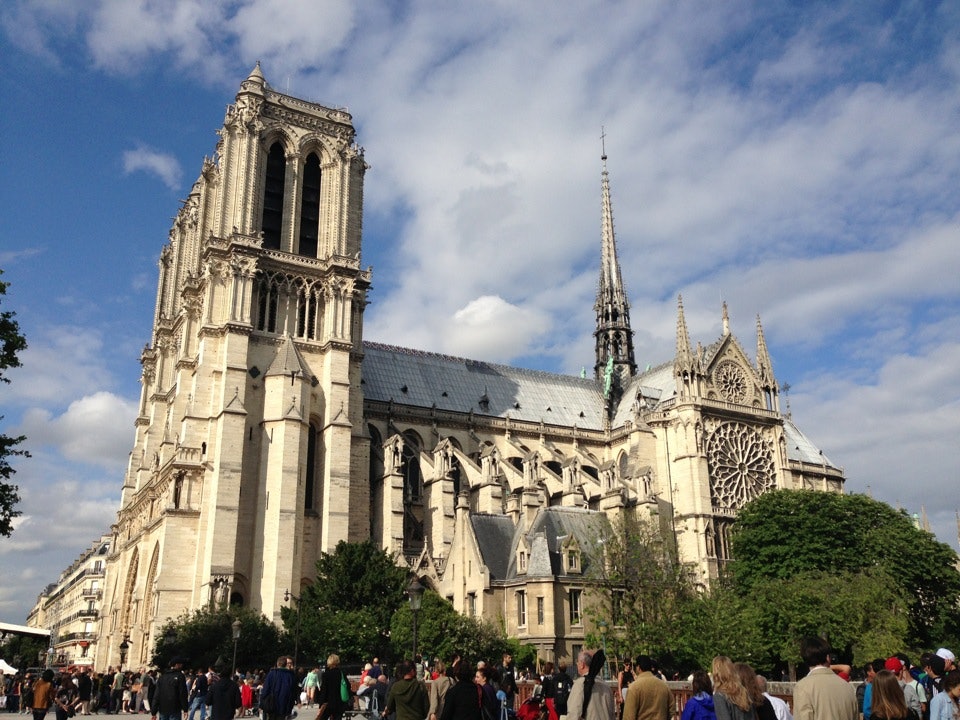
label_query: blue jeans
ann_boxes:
[159,713,181,720]
[188,696,207,720]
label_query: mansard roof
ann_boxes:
[362,341,606,430]
[472,507,611,583]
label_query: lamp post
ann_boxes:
[283,589,301,668]
[231,619,242,677]
[118,637,130,669]
[598,621,608,680]
[406,579,424,659]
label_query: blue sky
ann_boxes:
[1,0,959,622]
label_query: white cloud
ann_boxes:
[123,145,183,190]
[19,391,137,470]
[446,295,552,362]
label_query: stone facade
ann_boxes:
[26,535,111,669]
[96,65,844,669]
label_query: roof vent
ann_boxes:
[401,385,408,393]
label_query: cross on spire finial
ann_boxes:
[601,126,607,161]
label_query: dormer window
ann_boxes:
[518,550,528,574]
[560,536,582,575]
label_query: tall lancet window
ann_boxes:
[261,143,286,250]
[298,153,321,257]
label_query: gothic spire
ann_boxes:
[594,136,637,395]
[756,314,775,387]
[722,300,730,336]
[676,294,693,368]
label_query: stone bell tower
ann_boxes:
[99,64,371,668]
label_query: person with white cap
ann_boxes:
[935,651,955,674]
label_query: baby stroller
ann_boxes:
[516,695,546,720]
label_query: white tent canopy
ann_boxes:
[0,659,18,674]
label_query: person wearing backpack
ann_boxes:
[314,654,349,720]
[553,663,572,720]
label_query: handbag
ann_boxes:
[339,674,350,703]
[259,692,275,715]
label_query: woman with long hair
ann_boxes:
[870,670,917,720]
[711,657,755,720]
[927,669,960,720]
[681,671,716,720]
[734,663,776,720]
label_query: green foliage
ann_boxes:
[288,540,409,664]
[389,590,509,664]
[731,489,960,649]
[0,270,28,537]
[153,606,282,671]
[0,633,47,671]
[585,513,696,663]
[746,569,909,667]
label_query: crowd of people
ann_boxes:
[4,639,960,720]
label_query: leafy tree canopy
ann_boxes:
[730,489,960,649]
[0,269,28,537]
[153,606,282,672]
[285,540,409,665]
[389,590,510,666]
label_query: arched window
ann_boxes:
[298,152,321,257]
[261,143,285,250]
[401,431,422,502]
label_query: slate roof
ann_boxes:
[361,341,840,470]
[362,342,606,430]
[784,419,837,468]
[471,513,516,581]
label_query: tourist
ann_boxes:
[928,671,960,720]
[566,650,616,720]
[54,674,77,720]
[383,660,428,720]
[439,663,481,720]
[302,668,318,708]
[793,637,858,720]
[936,652,956,675]
[205,665,241,720]
[618,661,635,713]
[149,658,188,720]
[869,670,918,720]
[30,670,56,720]
[314,654,349,720]
[621,655,671,720]
[540,662,558,720]
[734,663,776,720]
[711,657,753,720]
[257,657,296,720]
[756,676,791,720]
[427,660,452,720]
[680,671,716,720]
[239,679,253,717]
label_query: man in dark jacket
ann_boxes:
[149,659,188,720]
[259,657,296,720]
[205,666,241,720]
[384,661,428,720]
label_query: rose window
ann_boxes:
[714,360,749,403]
[708,422,775,510]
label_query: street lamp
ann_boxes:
[406,579,424,659]
[598,621,609,680]
[283,589,301,668]
[118,637,130,669]
[231,619,242,677]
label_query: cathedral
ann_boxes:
[97,65,845,669]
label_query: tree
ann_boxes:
[585,513,696,665]
[389,589,511,665]
[285,540,409,664]
[730,489,960,651]
[153,606,283,671]
[0,269,28,537]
